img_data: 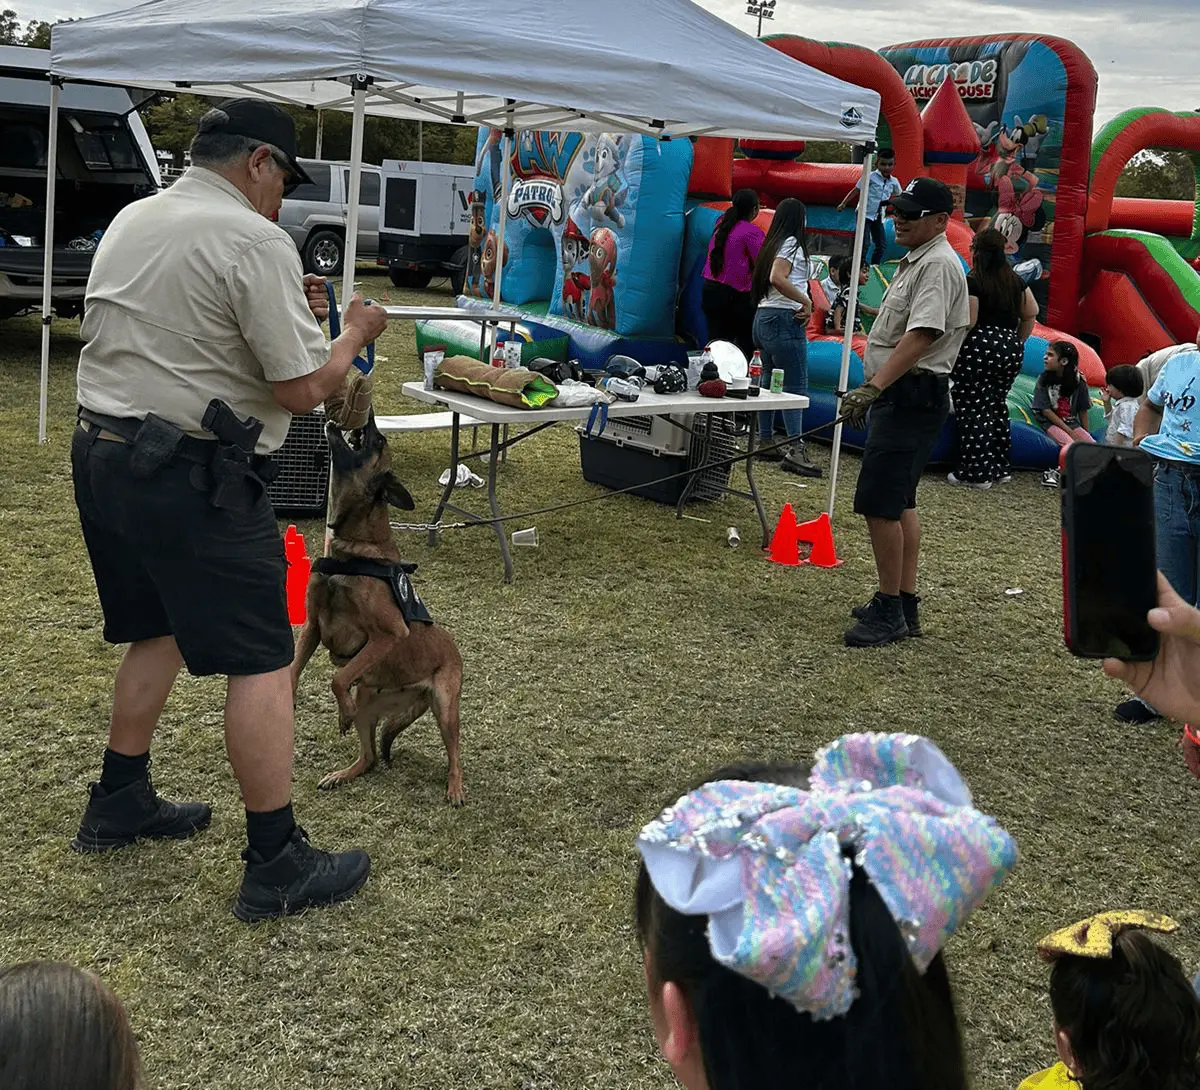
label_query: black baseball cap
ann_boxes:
[199,97,313,188]
[888,177,954,217]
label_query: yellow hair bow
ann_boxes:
[1037,910,1179,961]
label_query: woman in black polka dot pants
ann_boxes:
[949,229,1039,490]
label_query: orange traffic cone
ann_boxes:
[768,503,801,565]
[284,524,312,625]
[796,511,843,568]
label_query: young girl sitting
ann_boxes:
[1018,910,1200,1090]
[635,732,1018,1090]
[1032,340,1095,486]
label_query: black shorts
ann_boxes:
[71,423,293,677]
[853,373,951,521]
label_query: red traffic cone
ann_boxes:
[797,511,843,568]
[768,503,801,565]
[284,524,312,625]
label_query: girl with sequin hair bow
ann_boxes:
[1018,911,1200,1090]
[634,732,1018,1090]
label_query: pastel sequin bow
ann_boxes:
[636,733,1018,1021]
[1037,910,1179,961]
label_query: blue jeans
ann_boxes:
[753,307,808,441]
[1155,462,1200,608]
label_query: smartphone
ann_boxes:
[1061,442,1159,661]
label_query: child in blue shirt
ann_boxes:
[836,148,901,266]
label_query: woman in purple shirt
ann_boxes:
[702,188,764,360]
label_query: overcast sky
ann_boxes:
[26,0,1199,127]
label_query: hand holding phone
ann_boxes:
[1061,442,1160,661]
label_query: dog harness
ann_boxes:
[313,557,434,626]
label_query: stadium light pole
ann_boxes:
[745,0,776,38]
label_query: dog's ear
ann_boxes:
[379,472,415,511]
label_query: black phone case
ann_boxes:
[1061,443,1158,662]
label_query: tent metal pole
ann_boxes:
[417,120,423,161]
[489,105,515,353]
[339,78,368,324]
[826,146,874,519]
[314,109,324,158]
[38,79,62,446]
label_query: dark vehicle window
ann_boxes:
[383,176,416,231]
[290,162,331,202]
[0,122,47,169]
[72,126,140,171]
[344,169,380,206]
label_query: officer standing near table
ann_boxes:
[70,99,388,921]
[840,178,970,648]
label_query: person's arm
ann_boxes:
[1132,399,1164,447]
[867,329,938,390]
[832,303,845,333]
[769,254,811,308]
[1017,287,1038,341]
[271,296,388,414]
[968,296,979,329]
[744,226,764,265]
[836,185,860,212]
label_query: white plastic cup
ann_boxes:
[511,527,539,547]
[424,348,444,391]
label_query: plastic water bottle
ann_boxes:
[749,350,763,386]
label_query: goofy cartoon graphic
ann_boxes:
[587,227,617,330]
[559,217,591,321]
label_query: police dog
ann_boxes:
[289,411,465,805]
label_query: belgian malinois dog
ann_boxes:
[290,411,465,805]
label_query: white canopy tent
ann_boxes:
[46,0,882,516]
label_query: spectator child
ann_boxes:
[823,255,878,334]
[836,148,902,266]
[1033,340,1094,486]
[1101,364,1145,448]
[635,732,1017,1090]
[0,960,144,1090]
[1017,911,1200,1090]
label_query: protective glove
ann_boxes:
[840,383,882,430]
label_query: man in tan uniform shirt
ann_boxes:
[71,99,387,922]
[840,178,970,648]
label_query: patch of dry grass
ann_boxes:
[1,275,1197,1090]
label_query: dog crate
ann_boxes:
[267,409,330,517]
[577,412,737,506]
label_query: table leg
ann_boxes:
[674,414,711,519]
[486,422,515,584]
[745,423,770,549]
[430,412,461,548]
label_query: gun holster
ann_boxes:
[190,400,279,511]
[123,414,185,479]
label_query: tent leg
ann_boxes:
[314,109,324,158]
[489,125,513,352]
[38,80,61,445]
[339,80,368,323]
[826,147,875,520]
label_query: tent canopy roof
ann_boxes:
[50,0,880,142]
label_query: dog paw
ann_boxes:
[446,781,467,807]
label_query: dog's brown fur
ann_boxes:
[289,413,465,805]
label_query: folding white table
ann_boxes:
[399,381,810,583]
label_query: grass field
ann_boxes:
[2,273,1197,1090]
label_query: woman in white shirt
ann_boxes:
[750,198,820,477]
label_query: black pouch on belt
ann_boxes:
[128,413,185,479]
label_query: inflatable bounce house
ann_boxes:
[434,33,1200,472]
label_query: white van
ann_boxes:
[0,46,161,321]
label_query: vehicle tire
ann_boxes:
[388,268,434,289]
[303,230,344,276]
[449,246,468,296]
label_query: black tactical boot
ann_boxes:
[233,826,370,923]
[851,591,921,637]
[71,775,212,852]
[844,592,909,647]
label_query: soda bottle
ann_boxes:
[749,350,763,386]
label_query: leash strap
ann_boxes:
[325,281,375,374]
[585,401,608,438]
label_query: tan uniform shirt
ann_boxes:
[862,232,970,382]
[76,167,328,452]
